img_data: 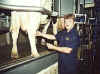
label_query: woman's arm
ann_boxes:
[47,43,72,54]
[36,31,56,40]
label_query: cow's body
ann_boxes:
[10,0,53,58]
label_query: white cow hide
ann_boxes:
[10,0,52,58]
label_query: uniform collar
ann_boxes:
[63,27,75,33]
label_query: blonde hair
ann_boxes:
[57,17,64,31]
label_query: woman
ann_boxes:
[36,13,80,74]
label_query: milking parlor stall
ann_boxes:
[0,0,59,74]
[0,0,95,74]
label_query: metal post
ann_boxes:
[83,0,85,13]
[52,0,54,12]
[77,0,80,14]
[58,0,61,17]
[76,0,80,33]
[6,16,10,45]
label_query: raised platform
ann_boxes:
[0,51,58,74]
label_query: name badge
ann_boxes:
[65,37,70,40]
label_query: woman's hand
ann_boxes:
[46,43,72,54]
[36,31,42,36]
[46,43,55,49]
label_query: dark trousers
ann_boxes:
[58,59,78,74]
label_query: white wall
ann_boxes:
[37,62,58,74]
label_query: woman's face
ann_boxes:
[64,19,74,31]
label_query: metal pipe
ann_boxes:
[6,16,10,45]
[83,0,85,13]
[58,0,61,17]
[52,0,54,12]
[77,0,80,14]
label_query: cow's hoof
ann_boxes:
[11,54,19,59]
[31,54,40,58]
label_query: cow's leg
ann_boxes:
[41,18,58,46]
[41,19,51,45]
[53,18,58,46]
[11,29,19,58]
[27,28,40,57]
[10,12,20,58]
[27,13,40,57]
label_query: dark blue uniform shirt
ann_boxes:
[55,28,80,74]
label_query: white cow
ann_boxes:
[10,0,53,58]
